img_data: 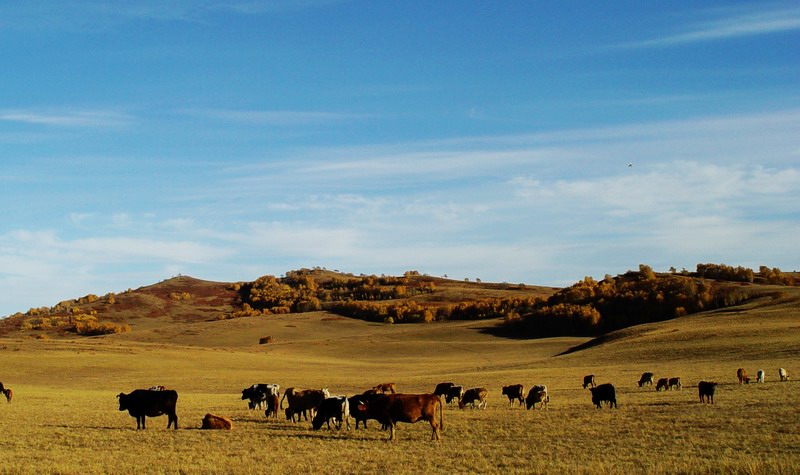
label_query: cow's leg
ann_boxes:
[388,421,396,441]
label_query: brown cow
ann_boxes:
[280,387,327,422]
[201,413,233,430]
[459,387,488,410]
[0,382,11,403]
[265,394,279,419]
[373,383,397,394]
[501,384,524,408]
[737,368,749,384]
[655,378,669,391]
[358,394,443,441]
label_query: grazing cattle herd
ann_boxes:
[0,367,792,440]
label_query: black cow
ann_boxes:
[698,381,717,404]
[637,372,655,388]
[501,384,525,408]
[589,383,617,409]
[312,396,350,430]
[433,382,455,398]
[582,375,596,389]
[444,385,464,405]
[117,389,178,429]
[348,391,384,429]
[242,383,280,411]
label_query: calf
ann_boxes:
[637,372,655,388]
[582,375,596,389]
[201,413,233,430]
[655,378,669,391]
[779,368,789,382]
[698,381,717,404]
[444,385,464,405]
[373,382,397,394]
[117,389,179,430]
[0,382,11,403]
[501,384,524,408]
[525,385,549,410]
[668,377,682,391]
[590,383,617,409]
[756,369,765,383]
[737,368,749,384]
[358,394,443,441]
[312,396,351,431]
[264,394,279,419]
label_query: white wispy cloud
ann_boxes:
[0,109,133,128]
[620,6,800,48]
[179,108,372,126]
[0,0,341,30]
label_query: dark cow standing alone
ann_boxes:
[583,375,596,389]
[117,389,179,429]
[698,381,717,404]
[358,394,443,441]
[501,384,525,408]
[637,372,655,388]
[589,383,617,409]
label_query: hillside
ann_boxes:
[0,270,557,339]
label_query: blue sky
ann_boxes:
[1,1,798,316]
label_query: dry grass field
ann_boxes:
[1,288,799,474]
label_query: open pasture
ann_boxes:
[1,295,799,474]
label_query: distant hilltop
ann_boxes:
[1,264,796,341]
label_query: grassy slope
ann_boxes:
[0,284,798,473]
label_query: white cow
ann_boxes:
[779,368,789,381]
[756,369,765,383]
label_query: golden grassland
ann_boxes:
[1,291,799,474]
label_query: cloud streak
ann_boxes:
[0,109,133,128]
[620,6,800,48]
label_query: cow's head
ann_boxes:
[311,414,324,430]
[322,388,330,398]
[3,388,12,403]
[116,393,128,411]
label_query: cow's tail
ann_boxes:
[438,397,444,432]
[279,392,286,409]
